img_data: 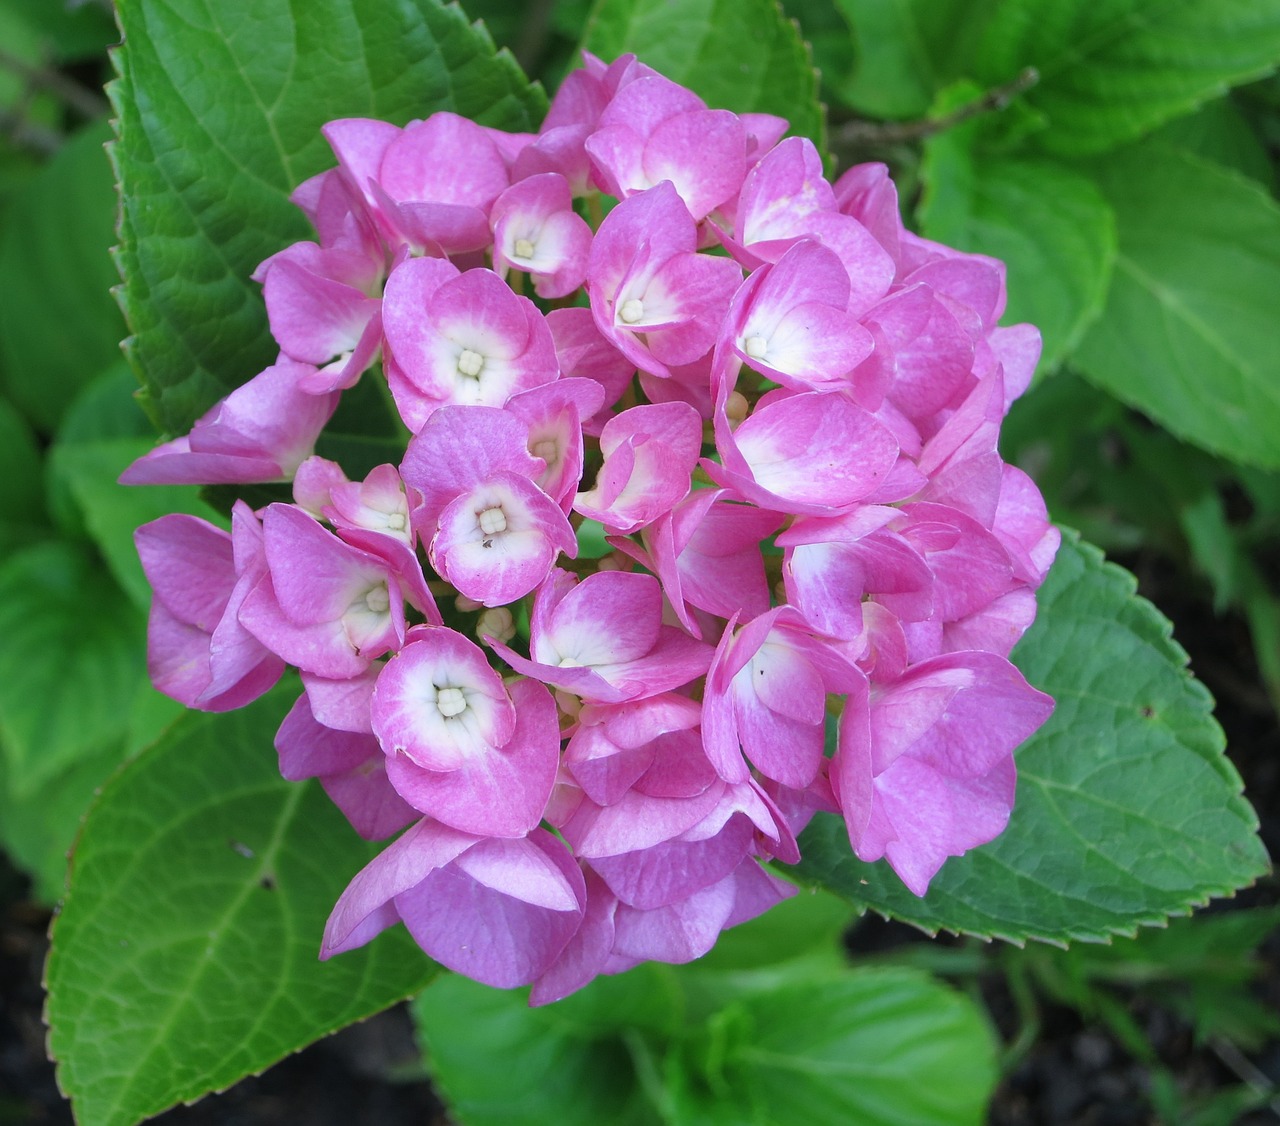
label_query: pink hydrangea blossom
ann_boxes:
[126,54,1062,1001]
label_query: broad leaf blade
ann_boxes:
[1074,143,1280,469]
[46,686,438,1126]
[111,0,547,436]
[792,533,1268,942]
[703,968,997,1126]
[582,0,825,148]
[0,542,145,797]
[974,0,1280,155]
[833,0,998,119]
[0,121,124,435]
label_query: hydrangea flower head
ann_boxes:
[126,53,1058,1001]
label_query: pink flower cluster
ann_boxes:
[126,54,1058,1001]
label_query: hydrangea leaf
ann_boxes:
[831,0,995,119]
[111,0,547,437]
[45,686,438,1126]
[416,967,679,1126]
[791,532,1269,942]
[52,435,224,610]
[974,0,1280,156]
[0,396,47,552]
[582,0,825,149]
[671,967,997,1126]
[1074,143,1280,469]
[0,667,181,905]
[921,124,1115,371]
[416,962,995,1126]
[0,542,146,799]
[0,121,124,435]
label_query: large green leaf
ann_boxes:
[1074,143,1280,469]
[0,395,47,551]
[52,435,224,609]
[111,0,547,437]
[921,117,1115,371]
[0,541,146,798]
[0,121,124,435]
[46,686,438,1126]
[792,533,1269,942]
[974,0,1280,155]
[582,0,825,147]
[832,0,998,119]
[417,961,996,1126]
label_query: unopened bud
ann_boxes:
[475,606,516,643]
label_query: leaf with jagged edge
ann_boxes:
[46,685,438,1126]
[110,0,547,437]
[790,532,1269,943]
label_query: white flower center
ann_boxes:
[513,237,536,259]
[619,298,645,325]
[386,511,407,531]
[532,438,558,463]
[744,335,769,359]
[478,506,508,535]
[436,686,467,718]
[457,349,485,378]
[364,585,390,614]
[557,656,582,668]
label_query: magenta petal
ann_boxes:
[321,818,479,957]
[397,830,585,987]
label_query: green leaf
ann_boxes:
[921,127,1115,370]
[833,0,998,119]
[417,969,674,1126]
[974,0,1280,155]
[52,435,225,609]
[1074,143,1280,469]
[0,541,146,798]
[792,533,1268,942]
[0,394,47,550]
[3,0,118,62]
[46,686,438,1126]
[0,121,125,435]
[111,0,547,437]
[676,967,997,1126]
[1152,96,1276,191]
[582,0,825,148]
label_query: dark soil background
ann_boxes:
[3,547,1277,1125]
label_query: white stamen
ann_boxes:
[436,686,467,718]
[513,237,536,259]
[744,335,769,359]
[385,511,407,531]
[557,656,582,668]
[532,438,558,463]
[619,298,645,325]
[457,349,485,378]
[478,506,508,535]
[364,585,390,614]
